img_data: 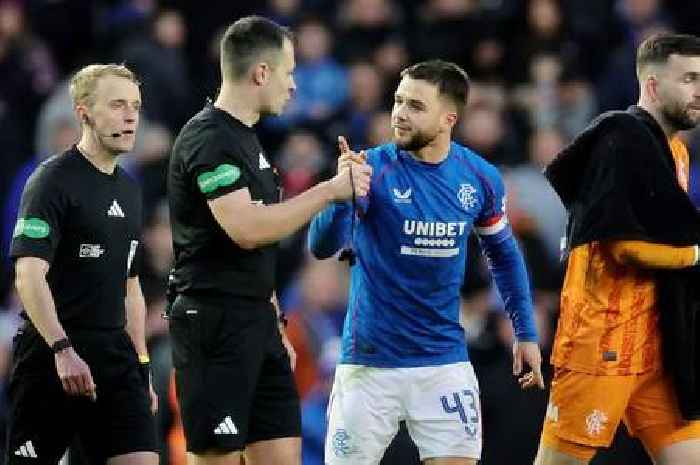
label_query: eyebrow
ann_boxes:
[109,98,141,105]
[395,94,427,109]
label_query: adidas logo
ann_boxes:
[259,152,270,170]
[14,440,38,458]
[107,199,125,218]
[214,416,238,435]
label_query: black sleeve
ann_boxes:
[128,239,142,278]
[570,124,655,246]
[10,167,68,262]
[185,131,250,201]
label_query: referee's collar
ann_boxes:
[208,103,256,133]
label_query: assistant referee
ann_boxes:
[167,15,370,465]
[7,64,157,464]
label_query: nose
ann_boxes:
[124,106,139,124]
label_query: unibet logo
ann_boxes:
[13,218,50,239]
[197,164,240,194]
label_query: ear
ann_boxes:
[75,104,89,124]
[444,111,458,128]
[646,75,659,102]
[253,63,270,86]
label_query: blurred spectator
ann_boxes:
[598,0,672,111]
[335,0,403,63]
[275,131,333,289]
[457,103,523,166]
[0,0,58,211]
[597,22,671,112]
[512,54,596,139]
[285,257,348,398]
[504,128,567,265]
[280,16,349,127]
[412,0,480,68]
[96,0,157,53]
[468,34,507,82]
[507,0,583,84]
[122,123,173,214]
[263,0,303,26]
[327,61,385,148]
[119,9,192,133]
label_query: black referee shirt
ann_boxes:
[168,104,280,301]
[10,146,142,329]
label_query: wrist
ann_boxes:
[319,180,336,203]
[51,337,72,354]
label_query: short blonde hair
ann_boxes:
[69,63,139,108]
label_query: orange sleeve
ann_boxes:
[607,240,697,269]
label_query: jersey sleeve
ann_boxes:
[474,164,508,239]
[127,239,143,277]
[185,131,250,200]
[10,168,68,263]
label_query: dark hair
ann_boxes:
[220,16,293,80]
[400,60,470,113]
[636,33,700,76]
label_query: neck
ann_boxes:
[408,134,452,164]
[215,83,260,127]
[638,98,677,138]
[76,132,119,174]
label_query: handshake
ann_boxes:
[326,136,372,201]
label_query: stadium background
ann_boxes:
[1,0,700,463]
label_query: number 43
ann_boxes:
[441,389,480,439]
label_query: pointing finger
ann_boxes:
[338,136,350,156]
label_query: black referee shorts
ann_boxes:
[5,324,157,464]
[169,294,301,453]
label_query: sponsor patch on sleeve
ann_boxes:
[197,164,241,194]
[13,217,50,239]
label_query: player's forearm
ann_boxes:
[14,258,66,346]
[607,240,698,269]
[480,229,538,341]
[231,181,336,249]
[308,202,352,259]
[125,277,148,358]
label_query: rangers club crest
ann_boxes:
[457,184,478,210]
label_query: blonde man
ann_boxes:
[7,64,158,465]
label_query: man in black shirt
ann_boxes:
[167,15,371,465]
[8,64,158,464]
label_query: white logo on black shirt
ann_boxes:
[14,440,38,458]
[259,152,270,170]
[107,199,125,218]
[79,244,105,258]
[214,416,238,435]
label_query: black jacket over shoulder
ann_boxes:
[545,105,700,420]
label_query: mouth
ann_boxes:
[393,125,411,132]
[121,130,135,136]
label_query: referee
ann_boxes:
[167,16,371,465]
[7,64,158,464]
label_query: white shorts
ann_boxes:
[325,362,482,465]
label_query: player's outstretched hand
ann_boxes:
[513,340,545,390]
[329,136,372,200]
[55,347,98,401]
[337,136,367,173]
